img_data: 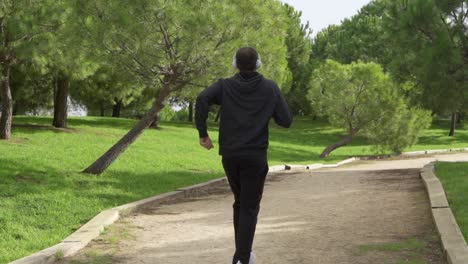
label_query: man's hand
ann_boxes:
[199,137,214,150]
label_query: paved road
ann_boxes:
[63,153,468,264]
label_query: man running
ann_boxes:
[195,47,293,264]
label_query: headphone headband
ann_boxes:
[232,51,262,70]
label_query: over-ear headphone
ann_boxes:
[232,53,262,70]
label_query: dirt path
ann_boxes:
[62,153,468,264]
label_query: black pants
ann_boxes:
[222,155,269,264]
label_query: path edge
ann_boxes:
[420,162,468,264]
[9,147,468,263]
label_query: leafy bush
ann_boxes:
[308,60,432,156]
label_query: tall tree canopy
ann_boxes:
[77,0,291,174]
[384,0,467,135]
[311,0,389,66]
[0,0,65,139]
[283,3,313,115]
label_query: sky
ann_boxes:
[280,0,372,36]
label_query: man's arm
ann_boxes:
[272,87,293,128]
[195,80,222,140]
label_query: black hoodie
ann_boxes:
[195,72,293,157]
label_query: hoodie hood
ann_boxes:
[228,72,264,94]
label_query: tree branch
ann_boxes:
[159,24,177,61]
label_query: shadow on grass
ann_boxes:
[0,156,222,205]
[13,116,138,130]
[0,155,226,263]
[417,133,468,146]
[12,124,80,135]
[12,116,208,135]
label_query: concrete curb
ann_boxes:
[356,147,468,160]
[268,165,286,172]
[10,148,468,263]
[303,157,356,170]
[408,148,468,156]
[420,163,468,264]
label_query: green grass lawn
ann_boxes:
[0,116,467,263]
[434,162,468,242]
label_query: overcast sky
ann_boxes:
[280,0,372,35]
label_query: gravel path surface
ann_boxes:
[62,153,468,264]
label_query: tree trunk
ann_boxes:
[0,65,12,140]
[456,112,462,124]
[53,74,69,128]
[100,102,105,117]
[320,134,355,158]
[188,101,193,122]
[83,87,171,175]
[214,109,220,123]
[12,100,18,116]
[149,113,160,129]
[112,98,123,118]
[449,112,457,136]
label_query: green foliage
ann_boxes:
[11,63,54,114]
[1,0,299,123]
[366,105,432,154]
[311,0,390,67]
[74,0,291,117]
[0,1,64,61]
[0,0,71,135]
[308,60,432,153]
[282,3,314,115]
[71,65,145,116]
[158,106,189,122]
[310,0,466,135]
[383,0,467,114]
[31,1,100,81]
[309,60,390,130]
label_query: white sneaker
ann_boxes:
[236,252,256,264]
[249,252,256,264]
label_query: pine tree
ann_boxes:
[384,0,467,136]
[309,60,431,157]
[0,1,64,139]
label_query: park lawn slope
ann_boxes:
[434,162,468,242]
[0,116,467,263]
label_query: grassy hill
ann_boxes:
[0,116,467,263]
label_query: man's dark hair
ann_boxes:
[235,47,259,72]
